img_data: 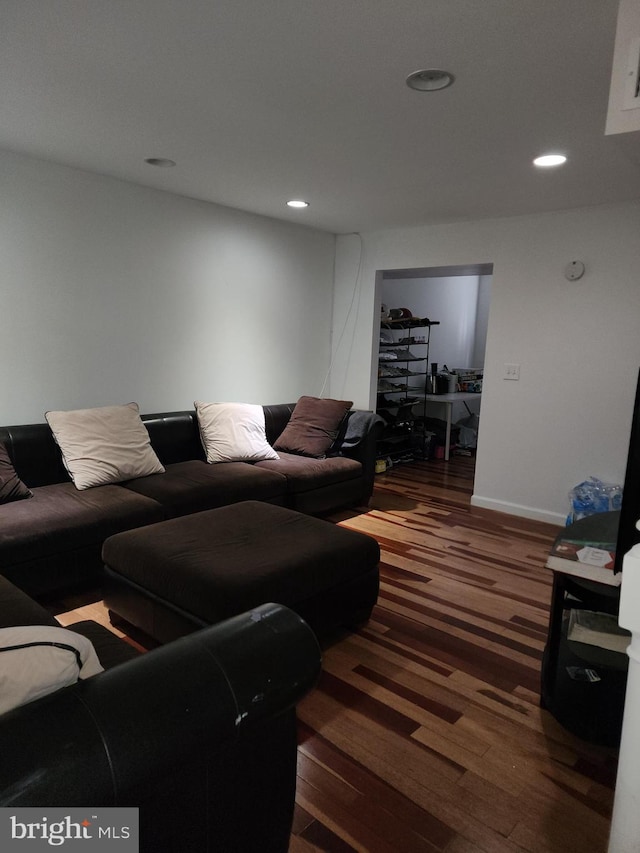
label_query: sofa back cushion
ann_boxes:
[0,423,70,488]
[262,403,296,445]
[0,444,32,503]
[45,403,165,490]
[141,411,205,465]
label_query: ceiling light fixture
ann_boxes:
[533,153,567,167]
[144,157,176,168]
[286,200,309,208]
[406,69,455,92]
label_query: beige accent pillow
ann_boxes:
[0,625,104,715]
[195,401,279,463]
[45,403,165,490]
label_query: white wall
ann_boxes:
[472,274,492,367]
[380,274,486,424]
[381,275,484,370]
[332,201,640,524]
[0,149,335,424]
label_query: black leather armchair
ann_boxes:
[0,597,321,852]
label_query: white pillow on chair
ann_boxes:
[0,625,104,715]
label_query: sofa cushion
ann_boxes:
[0,482,165,567]
[0,444,32,504]
[0,575,58,629]
[45,403,165,490]
[273,396,352,458]
[195,402,279,463]
[0,625,103,715]
[120,460,287,517]
[254,452,361,494]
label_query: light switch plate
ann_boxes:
[504,363,520,380]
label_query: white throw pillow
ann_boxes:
[194,401,279,463]
[45,402,165,490]
[0,625,104,715]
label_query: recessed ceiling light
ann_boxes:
[533,154,567,167]
[144,157,176,168]
[287,200,309,208]
[406,69,455,92]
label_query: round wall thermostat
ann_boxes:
[564,260,585,281]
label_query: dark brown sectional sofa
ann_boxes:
[0,403,383,596]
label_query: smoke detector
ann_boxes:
[406,69,455,92]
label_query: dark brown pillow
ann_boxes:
[0,443,32,504]
[273,396,353,458]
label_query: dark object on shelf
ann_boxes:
[380,317,439,331]
[376,400,416,425]
[436,374,450,394]
[567,609,630,654]
[427,363,451,395]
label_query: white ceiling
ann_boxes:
[1,0,639,234]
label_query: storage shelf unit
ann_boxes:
[376,318,438,462]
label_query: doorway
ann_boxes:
[374,263,493,483]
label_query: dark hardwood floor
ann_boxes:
[290,457,618,853]
[53,456,618,852]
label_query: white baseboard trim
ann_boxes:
[470,494,565,526]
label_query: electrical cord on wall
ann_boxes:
[318,232,363,398]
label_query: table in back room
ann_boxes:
[414,392,482,461]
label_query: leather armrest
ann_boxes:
[0,602,321,807]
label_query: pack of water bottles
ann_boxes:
[566,477,623,525]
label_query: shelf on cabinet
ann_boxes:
[380,318,440,330]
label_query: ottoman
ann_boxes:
[102,500,380,644]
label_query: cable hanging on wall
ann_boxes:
[318,233,363,398]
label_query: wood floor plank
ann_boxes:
[298,689,534,845]
[297,754,444,853]
[298,723,455,850]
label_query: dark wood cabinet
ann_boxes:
[541,570,628,746]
